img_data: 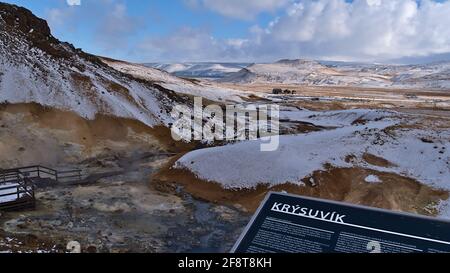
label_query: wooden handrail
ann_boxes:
[58,169,80,173]
[16,177,34,196]
[1,165,82,183]
[1,165,85,210]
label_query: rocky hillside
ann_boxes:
[0,3,194,127]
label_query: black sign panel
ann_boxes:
[232,192,450,253]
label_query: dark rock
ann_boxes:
[421,138,434,144]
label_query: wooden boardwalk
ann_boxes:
[0,166,82,211]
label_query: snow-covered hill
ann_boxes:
[220,59,392,87]
[220,59,450,90]
[390,63,450,90]
[147,62,249,79]
[0,3,246,129]
[335,61,450,89]
[104,59,245,103]
[0,3,188,127]
[175,108,450,191]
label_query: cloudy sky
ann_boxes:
[5,0,450,63]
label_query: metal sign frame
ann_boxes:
[232,192,450,253]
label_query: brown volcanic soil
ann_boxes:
[1,103,246,253]
[0,103,194,168]
[223,83,450,98]
[153,157,448,216]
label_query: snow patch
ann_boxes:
[175,109,450,191]
[176,113,398,189]
[365,175,382,184]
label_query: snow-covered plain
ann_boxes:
[280,108,394,127]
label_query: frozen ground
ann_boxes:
[176,115,396,188]
[175,108,450,215]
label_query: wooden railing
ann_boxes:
[0,165,83,210]
[0,165,83,183]
[57,169,83,183]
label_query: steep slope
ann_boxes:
[102,58,245,103]
[0,3,188,127]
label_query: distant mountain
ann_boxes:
[335,61,450,89]
[220,59,450,90]
[220,59,392,87]
[145,62,250,79]
[104,59,245,103]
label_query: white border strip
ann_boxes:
[273,209,450,245]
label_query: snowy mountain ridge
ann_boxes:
[0,3,246,129]
[0,3,186,127]
[219,59,450,90]
[146,62,250,79]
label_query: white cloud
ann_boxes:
[47,8,66,26]
[95,3,142,52]
[188,0,291,20]
[244,0,450,62]
[146,0,450,63]
[226,38,249,48]
[137,27,247,62]
[66,0,81,6]
[48,0,450,63]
